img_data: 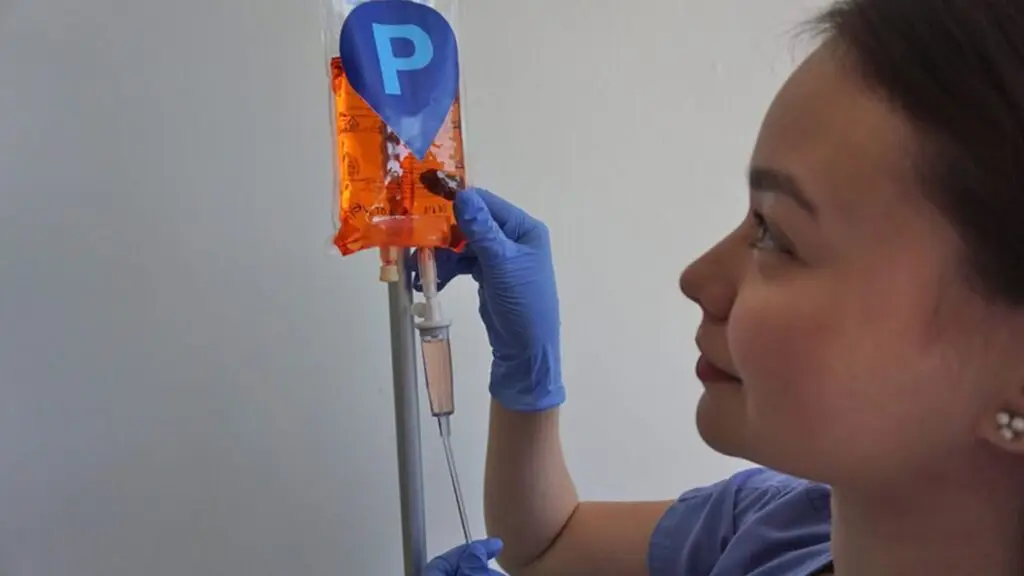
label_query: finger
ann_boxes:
[455,188,521,228]
[431,252,473,291]
[459,188,541,242]
[472,537,504,560]
[452,189,513,261]
[423,552,457,575]
[407,249,475,292]
[454,539,504,573]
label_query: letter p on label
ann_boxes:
[371,23,434,95]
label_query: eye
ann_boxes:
[749,211,795,257]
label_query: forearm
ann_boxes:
[483,400,578,571]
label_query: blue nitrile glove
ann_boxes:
[424,538,505,576]
[409,187,565,412]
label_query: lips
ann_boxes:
[694,326,741,383]
[695,355,741,383]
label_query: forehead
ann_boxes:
[751,43,923,223]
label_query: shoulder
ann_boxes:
[662,467,829,527]
[648,468,832,576]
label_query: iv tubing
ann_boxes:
[439,415,473,544]
[414,248,472,543]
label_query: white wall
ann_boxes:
[0,0,824,574]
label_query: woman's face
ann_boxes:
[681,42,1024,489]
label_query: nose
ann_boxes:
[679,227,747,323]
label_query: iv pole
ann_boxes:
[387,250,428,576]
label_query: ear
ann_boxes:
[977,386,1024,455]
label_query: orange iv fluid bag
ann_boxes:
[324,0,467,256]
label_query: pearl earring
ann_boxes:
[996,410,1024,441]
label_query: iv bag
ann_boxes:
[322,0,467,256]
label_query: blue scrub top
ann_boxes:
[648,468,833,575]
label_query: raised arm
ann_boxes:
[411,182,673,575]
[484,403,672,576]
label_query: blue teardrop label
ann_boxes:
[339,1,460,159]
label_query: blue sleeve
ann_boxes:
[646,468,805,575]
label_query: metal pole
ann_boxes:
[388,250,428,576]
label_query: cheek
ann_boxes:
[727,276,908,481]
[728,276,839,422]
[729,262,942,408]
[727,268,983,481]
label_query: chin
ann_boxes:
[694,390,751,459]
[694,390,821,479]
[699,414,844,484]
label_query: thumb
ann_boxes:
[472,537,504,560]
[454,189,512,261]
[455,538,504,572]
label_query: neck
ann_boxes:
[830,460,1024,576]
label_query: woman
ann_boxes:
[420,0,1024,574]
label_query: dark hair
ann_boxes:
[806,0,1024,305]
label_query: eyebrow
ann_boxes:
[748,165,818,217]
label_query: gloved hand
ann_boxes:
[424,538,505,576]
[409,187,565,412]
